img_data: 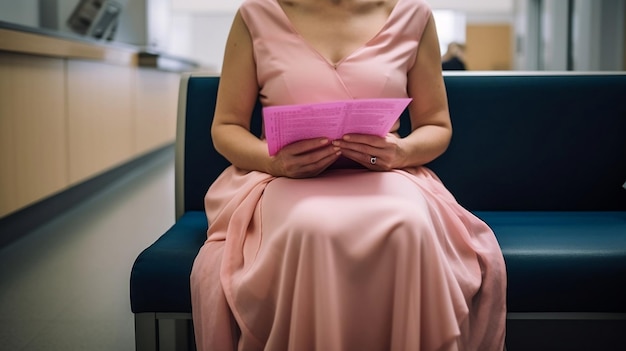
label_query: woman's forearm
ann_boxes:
[212,122,273,173]
[398,122,452,168]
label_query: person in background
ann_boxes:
[190,0,506,350]
[442,41,467,70]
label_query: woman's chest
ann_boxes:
[278,1,396,66]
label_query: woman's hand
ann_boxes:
[272,138,341,178]
[332,133,406,171]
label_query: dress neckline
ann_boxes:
[273,0,402,69]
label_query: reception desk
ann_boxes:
[0,22,200,219]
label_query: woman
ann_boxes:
[190,0,507,350]
[442,42,467,70]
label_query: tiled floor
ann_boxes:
[0,149,176,351]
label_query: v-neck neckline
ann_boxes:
[273,0,402,69]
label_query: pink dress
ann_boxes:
[190,0,507,350]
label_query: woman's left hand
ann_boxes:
[332,133,406,170]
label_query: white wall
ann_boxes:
[171,0,243,13]
[429,0,514,14]
[165,12,233,71]
[433,10,466,55]
[0,0,39,27]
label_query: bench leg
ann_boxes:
[158,317,195,351]
[134,312,195,351]
[135,312,158,351]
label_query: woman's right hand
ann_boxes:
[271,138,341,178]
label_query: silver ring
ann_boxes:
[370,156,377,165]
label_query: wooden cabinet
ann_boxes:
[0,44,180,218]
[66,59,135,184]
[133,68,179,156]
[0,52,68,217]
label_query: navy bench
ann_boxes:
[130,72,626,351]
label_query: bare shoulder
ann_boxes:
[227,10,252,44]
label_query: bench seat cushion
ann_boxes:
[130,210,626,315]
[130,211,207,313]
[476,211,626,313]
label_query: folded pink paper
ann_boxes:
[263,98,412,156]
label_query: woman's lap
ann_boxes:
[229,169,466,350]
[192,167,505,350]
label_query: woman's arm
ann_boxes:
[210,11,271,173]
[211,12,341,178]
[401,14,452,167]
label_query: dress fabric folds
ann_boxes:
[190,0,507,350]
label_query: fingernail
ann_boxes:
[321,139,329,144]
[343,135,351,140]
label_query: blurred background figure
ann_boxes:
[442,41,467,70]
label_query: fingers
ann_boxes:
[294,149,341,177]
[332,134,395,170]
[274,134,397,177]
[340,134,386,145]
[339,148,386,169]
[334,134,386,153]
[284,138,332,155]
[334,143,386,169]
[276,138,341,178]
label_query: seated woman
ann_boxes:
[442,42,467,70]
[190,0,507,350]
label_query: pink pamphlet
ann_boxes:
[263,98,412,156]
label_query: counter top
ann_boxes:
[0,20,200,72]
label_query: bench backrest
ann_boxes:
[176,72,626,218]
